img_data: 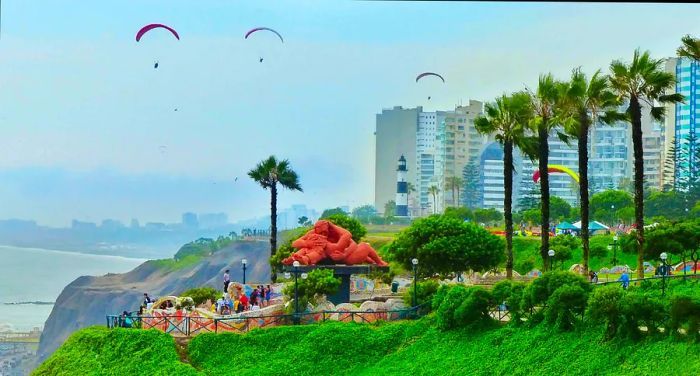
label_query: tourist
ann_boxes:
[258,285,265,307]
[120,311,133,328]
[216,295,225,314]
[240,292,249,311]
[251,287,260,308]
[223,269,231,293]
[143,293,153,307]
[618,271,630,290]
[234,297,241,313]
[224,293,233,311]
[589,270,598,283]
[265,285,272,306]
[251,302,260,311]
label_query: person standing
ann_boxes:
[223,269,230,293]
[265,285,272,306]
[618,271,630,290]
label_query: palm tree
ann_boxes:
[561,68,621,275]
[248,156,302,282]
[527,74,567,270]
[609,49,684,279]
[445,176,464,207]
[428,185,440,214]
[407,182,416,216]
[475,92,532,279]
[677,35,700,61]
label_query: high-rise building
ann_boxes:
[181,212,199,229]
[664,57,699,189]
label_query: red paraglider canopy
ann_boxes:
[136,24,180,42]
[244,27,284,43]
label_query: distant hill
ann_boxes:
[37,240,270,362]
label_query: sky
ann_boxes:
[0,1,699,226]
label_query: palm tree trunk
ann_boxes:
[270,182,278,283]
[432,193,437,214]
[630,96,645,279]
[452,186,456,207]
[579,111,590,275]
[457,185,461,207]
[504,140,514,279]
[538,125,551,270]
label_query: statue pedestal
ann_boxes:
[282,265,389,305]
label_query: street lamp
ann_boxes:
[548,249,555,272]
[293,260,301,321]
[411,258,419,307]
[609,235,619,265]
[241,258,248,285]
[660,252,668,297]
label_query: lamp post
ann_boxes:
[293,261,300,321]
[608,235,619,265]
[241,258,248,284]
[411,258,418,308]
[660,252,668,297]
[548,249,555,272]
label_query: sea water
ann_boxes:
[0,245,144,331]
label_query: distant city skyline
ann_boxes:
[1,2,698,225]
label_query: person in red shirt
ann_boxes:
[239,293,249,311]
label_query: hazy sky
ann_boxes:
[1,1,699,226]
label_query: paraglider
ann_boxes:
[416,72,445,100]
[533,164,580,184]
[245,27,283,62]
[136,24,179,68]
[136,24,180,42]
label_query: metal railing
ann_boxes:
[107,305,427,336]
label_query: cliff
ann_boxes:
[37,240,270,361]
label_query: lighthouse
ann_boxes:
[396,155,409,217]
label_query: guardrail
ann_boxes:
[593,273,699,286]
[107,304,428,336]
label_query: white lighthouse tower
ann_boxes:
[396,155,409,217]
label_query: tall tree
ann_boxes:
[475,92,532,278]
[609,49,684,279]
[428,185,440,214]
[560,68,621,275]
[248,156,302,282]
[677,34,700,61]
[527,74,566,270]
[462,160,481,208]
[445,176,464,208]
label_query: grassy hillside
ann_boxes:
[33,327,197,376]
[37,318,700,375]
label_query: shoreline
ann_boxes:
[0,244,149,263]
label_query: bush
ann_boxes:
[619,293,666,339]
[492,280,527,323]
[589,244,608,259]
[432,284,451,312]
[282,269,341,313]
[180,287,219,306]
[436,285,470,330]
[403,280,440,308]
[271,226,312,275]
[586,286,624,339]
[545,284,588,331]
[669,294,700,341]
[454,287,494,328]
[522,271,590,324]
[324,214,367,242]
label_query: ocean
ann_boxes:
[0,245,145,331]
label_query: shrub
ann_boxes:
[180,287,219,306]
[523,271,590,324]
[669,294,700,341]
[282,269,341,313]
[589,244,608,259]
[586,285,624,339]
[324,214,367,242]
[619,293,666,339]
[432,284,451,311]
[545,284,588,331]
[454,287,494,328]
[436,285,470,330]
[403,280,440,308]
[271,226,312,275]
[492,280,527,323]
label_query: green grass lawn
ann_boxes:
[37,317,700,376]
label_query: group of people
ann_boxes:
[214,285,272,315]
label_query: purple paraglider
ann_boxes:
[244,27,284,42]
[136,24,180,42]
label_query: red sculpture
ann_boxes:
[282,220,388,266]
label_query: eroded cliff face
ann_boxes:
[37,240,270,361]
